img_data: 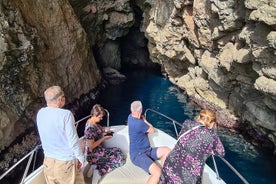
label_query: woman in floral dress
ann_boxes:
[84,104,126,176]
[160,109,225,184]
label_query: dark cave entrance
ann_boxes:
[119,2,160,72]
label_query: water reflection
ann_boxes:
[218,128,258,160]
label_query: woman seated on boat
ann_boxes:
[84,104,126,178]
[160,109,225,184]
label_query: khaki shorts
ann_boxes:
[43,157,85,184]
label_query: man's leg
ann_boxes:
[156,146,171,166]
[147,162,161,184]
[43,157,56,184]
[131,151,161,184]
[146,147,170,184]
[55,159,85,184]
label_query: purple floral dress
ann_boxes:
[160,120,225,184]
[84,123,126,176]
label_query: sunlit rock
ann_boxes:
[254,76,276,96]
[138,0,276,152]
[249,4,276,26]
[267,31,276,49]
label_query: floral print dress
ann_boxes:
[84,123,126,176]
[160,120,225,184]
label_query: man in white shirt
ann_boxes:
[37,85,85,184]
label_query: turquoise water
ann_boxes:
[95,69,276,184]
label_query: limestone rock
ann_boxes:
[98,40,121,70]
[254,76,276,97]
[267,31,276,49]
[105,11,135,40]
[249,4,276,26]
[244,0,272,10]
[138,0,276,152]
[233,48,251,64]
[102,67,126,85]
[245,101,276,131]
[218,42,236,71]
[0,0,101,153]
[69,0,135,67]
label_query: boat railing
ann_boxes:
[144,108,182,137]
[75,109,110,129]
[0,144,42,184]
[144,108,249,184]
[0,110,110,184]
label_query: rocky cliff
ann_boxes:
[135,0,276,152]
[0,0,101,168]
[0,0,275,171]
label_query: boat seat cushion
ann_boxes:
[100,126,150,183]
[100,153,149,184]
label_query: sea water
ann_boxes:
[94,69,276,184]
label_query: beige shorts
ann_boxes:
[43,157,85,184]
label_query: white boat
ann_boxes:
[0,108,248,184]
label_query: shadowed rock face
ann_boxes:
[0,0,101,157]
[0,0,275,169]
[68,0,135,70]
[0,0,135,170]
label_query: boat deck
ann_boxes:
[2,109,248,184]
[82,125,225,184]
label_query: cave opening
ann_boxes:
[119,2,160,72]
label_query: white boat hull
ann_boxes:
[24,125,225,184]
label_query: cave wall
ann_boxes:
[136,0,276,151]
[68,0,135,70]
[0,0,101,156]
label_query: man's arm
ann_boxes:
[65,112,85,165]
[141,115,155,133]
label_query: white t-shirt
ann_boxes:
[36,107,84,163]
